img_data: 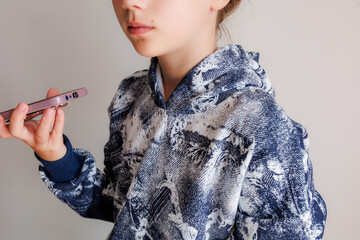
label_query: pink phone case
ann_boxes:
[0,87,88,125]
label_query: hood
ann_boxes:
[148,44,274,110]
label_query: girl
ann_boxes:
[0,0,327,239]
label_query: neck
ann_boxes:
[157,38,218,102]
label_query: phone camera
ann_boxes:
[73,92,79,98]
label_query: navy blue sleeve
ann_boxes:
[38,146,117,222]
[35,135,83,183]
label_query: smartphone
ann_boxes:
[0,87,88,125]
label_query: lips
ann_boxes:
[128,22,153,35]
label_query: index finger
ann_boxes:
[0,113,13,138]
[46,88,59,99]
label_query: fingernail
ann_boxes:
[17,103,26,111]
[57,109,62,116]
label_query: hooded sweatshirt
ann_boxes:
[38,44,327,239]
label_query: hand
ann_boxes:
[0,88,67,161]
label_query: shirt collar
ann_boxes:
[147,44,273,109]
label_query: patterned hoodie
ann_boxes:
[39,44,327,239]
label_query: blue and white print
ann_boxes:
[39,44,326,239]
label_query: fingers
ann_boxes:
[34,108,56,146]
[36,108,65,144]
[0,114,12,138]
[46,88,59,99]
[2,88,67,161]
[34,108,66,161]
[8,103,31,141]
[51,108,65,142]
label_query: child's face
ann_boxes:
[112,0,217,57]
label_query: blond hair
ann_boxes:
[217,0,242,39]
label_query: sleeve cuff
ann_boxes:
[35,135,83,183]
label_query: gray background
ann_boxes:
[0,0,359,239]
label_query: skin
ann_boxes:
[0,88,66,161]
[113,0,230,101]
[0,0,230,161]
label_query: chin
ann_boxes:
[132,42,159,58]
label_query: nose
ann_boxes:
[120,0,147,10]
